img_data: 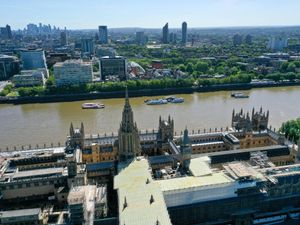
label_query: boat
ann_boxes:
[164,96,185,103]
[146,99,168,105]
[231,92,249,98]
[82,103,105,109]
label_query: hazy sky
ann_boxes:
[1,0,300,29]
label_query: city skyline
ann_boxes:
[2,0,300,29]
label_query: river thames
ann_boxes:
[0,86,300,149]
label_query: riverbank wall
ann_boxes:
[0,82,299,104]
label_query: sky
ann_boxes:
[1,0,300,30]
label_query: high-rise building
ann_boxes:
[233,34,243,46]
[98,26,108,44]
[60,30,68,46]
[99,56,127,81]
[118,88,141,161]
[81,38,94,57]
[169,33,177,44]
[20,49,47,70]
[162,23,169,44]
[0,24,12,39]
[267,37,288,51]
[53,60,93,86]
[135,31,147,45]
[0,55,20,80]
[245,34,252,45]
[182,22,187,45]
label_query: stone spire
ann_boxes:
[118,88,141,161]
[180,127,191,169]
[69,122,74,137]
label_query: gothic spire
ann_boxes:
[70,122,74,136]
[182,127,190,147]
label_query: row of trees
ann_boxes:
[280,118,300,143]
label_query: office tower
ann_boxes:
[81,38,94,56]
[182,22,187,45]
[98,26,108,44]
[162,23,169,44]
[20,49,47,70]
[99,56,127,81]
[60,30,68,46]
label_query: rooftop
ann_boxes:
[0,208,41,218]
[114,158,171,225]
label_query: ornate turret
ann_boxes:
[118,88,141,161]
[251,107,269,131]
[231,108,251,131]
[68,122,85,149]
[180,128,192,170]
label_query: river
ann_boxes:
[0,86,300,150]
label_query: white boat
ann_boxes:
[231,92,249,98]
[164,96,185,103]
[146,99,168,105]
[170,97,184,103]
[82,103,105,109]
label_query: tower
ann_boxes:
[162,23,169,44]
[180,128,192,170]
[118,88,141,161]
[182,22,187,45]
[157,115,174,152]
[68,122,85,149]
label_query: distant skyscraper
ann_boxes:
[162,23,169,44]
[245,34,252,45]
[169,33,177,44]
[0,24,12,39]
[60,30,68,46]
[182,22,187,45]
[98,26,108,44]
[135,31,147,45]
[81,38,94,57]
[233,34,243,46]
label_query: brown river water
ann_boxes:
[0,86,300,149]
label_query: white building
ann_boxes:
[53,60,93,86]
[267,37,288,51]
[13,70,46,87]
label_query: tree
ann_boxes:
[194,61,209,74]
[186,63,194,74]
[280,118,300,143]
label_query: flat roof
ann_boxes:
[189,157,212,177]
[0,208,40,218]
[12,167,65,180]
[157,172,233,192]
[114,158,171,225]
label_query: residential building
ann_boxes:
[20,49,47,71]
[99,56,127,81]
[13,70,46,87]
[162,23,169,44]
[98,26,108,44]
[53,60,93,86]
[233,34,243,46]
[267,37,288,51]
[0,55,20,80]
[182,21,187,45]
